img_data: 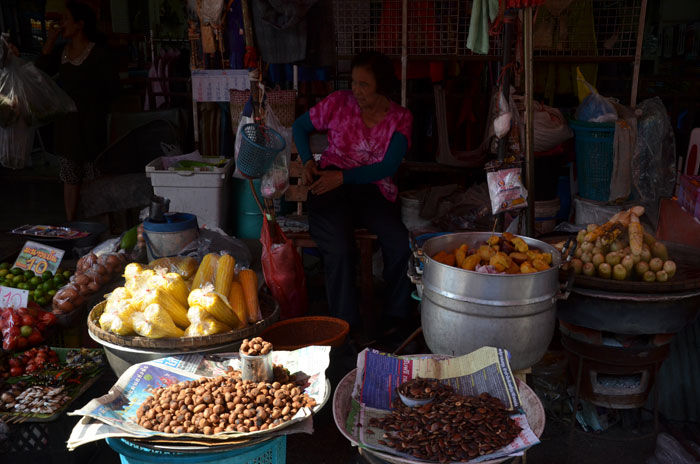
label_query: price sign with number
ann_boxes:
[0,285,29,309]
[13,241,65,276]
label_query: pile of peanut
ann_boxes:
[135,367,317,434]
[240,337,272,356]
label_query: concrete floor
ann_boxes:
[0,153,690,464]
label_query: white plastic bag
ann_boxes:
[533,102,573,152]
[261,152,289,199]
[0,35,77,127]
[486,161,528,215]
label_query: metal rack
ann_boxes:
[333,0,642,60]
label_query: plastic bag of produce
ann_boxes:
[260,215,307,319]
[0,34,77,127]
[533,102,573,152]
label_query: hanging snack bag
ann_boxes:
[486,159,528,215]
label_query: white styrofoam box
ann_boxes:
[145,157,234,230]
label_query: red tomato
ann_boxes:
[9,366,23,377]
[16,337,28,349]
[27,332,44,346]
[21,314,35,327]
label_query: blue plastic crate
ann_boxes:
[106,436,286,464]
[570,119,615,202]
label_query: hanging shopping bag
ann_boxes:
[260,215,307,319]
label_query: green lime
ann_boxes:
[10,268,22,276]
[30,276,42,286]
[42,271,53,281]
[13,275,24,283]
[20,325,32,337]
[27,282,37,291]
[47,289,57,297]
[53,274,66,285]
[34,288,45,298]
[23,270,34,279]
[5,281,16,288]
[18,283,28,290]
[27,293,34,302]
[0,269,7,278]
[43,281,55,292]
[37,296,49,306]
[0,262,10,270]
[63,270,72,279]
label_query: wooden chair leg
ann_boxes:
[358,238,375,336]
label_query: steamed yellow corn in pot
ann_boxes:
[132,303,184,338]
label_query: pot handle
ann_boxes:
[407,253,423,286]
[556,235,578,301]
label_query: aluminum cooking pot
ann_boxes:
[408,232,575,370]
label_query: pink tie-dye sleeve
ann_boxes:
[308,91,345,131]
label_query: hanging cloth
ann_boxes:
[466,0,500,55]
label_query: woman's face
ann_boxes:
[352,66,382,110]
[61,11,83,39]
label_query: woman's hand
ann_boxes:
[42,24,61,55]
[301,159,319,186]
[310,171,343,196]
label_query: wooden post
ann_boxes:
[401,0,407,107]
[630,0,648,108]
[524,7,535,237]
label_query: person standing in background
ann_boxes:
[34,1,119,221]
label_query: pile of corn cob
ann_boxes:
[99,254,263,339]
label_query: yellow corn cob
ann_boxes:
[227,281,248,327]
[238,269,262,323]
[149,256,199,280]
[146,272,189,307]
[106,287,131,308]
[139,288,189,328]
[132,304,184,338]
[100,299,138,335]
[125,269,156,296]
[185,305,231,336]
[629,214,644,255]
[215,254,236,297]
[187,287,242,328]
[124,263,147,281]
[191,253,219,290]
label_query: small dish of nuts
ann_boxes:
[240,337,272,356]
[397,378,446,407]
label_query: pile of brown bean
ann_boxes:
[135,367,317,434]
[398,378,450,400]
[369,391,521,462]
[240,337,272,356]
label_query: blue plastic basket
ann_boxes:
[106,436,286,464]
[238,123,286,179]
[569,119,616,202]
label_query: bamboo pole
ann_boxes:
[630,0,648,108]
[524,7,535,237]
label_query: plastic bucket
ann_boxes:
[400,190,431,231]
[232,178,263,239]
[534,198,561,235]
[106,436,286,464]
[143,213,199,261]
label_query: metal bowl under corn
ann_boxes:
[87,293,280,377]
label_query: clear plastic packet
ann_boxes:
[485,158,528,215]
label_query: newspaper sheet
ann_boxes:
[348,347,540,463]
[67,346,330,450]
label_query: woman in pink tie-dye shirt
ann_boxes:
[293,51,414,339]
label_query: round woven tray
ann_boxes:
[88,292,279,350]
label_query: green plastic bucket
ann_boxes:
[232,178,264,239]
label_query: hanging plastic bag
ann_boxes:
[486,86,523,155]
[485,158,528,215]
[260,215,307,320]
[261,153,290,199]
[574,68,617,123]
[0,35,77,128]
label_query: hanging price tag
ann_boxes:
[0,285,29,309]
[13,241,65,276]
